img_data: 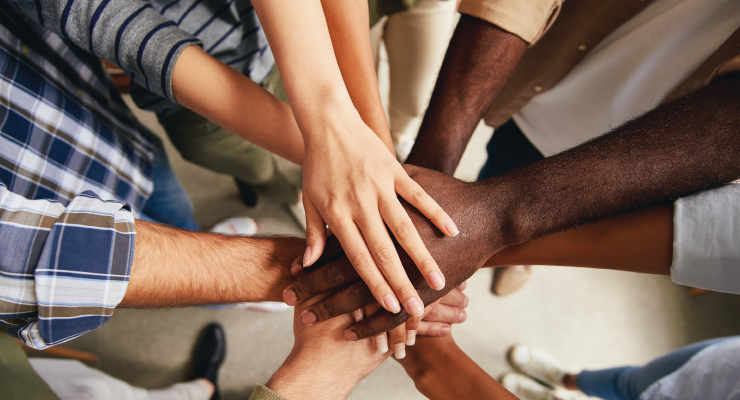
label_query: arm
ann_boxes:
[404,15,527,174]
[398,335,519,400]
[285,77,740,338]
[252,0,457,317]
[120,221,304,308]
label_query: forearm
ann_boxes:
[320,0,394,152]
[172,46,304,165]
[400,336,518,400]
[267,354,356,400]
[405,15,527,174]
[484,78,740,250]
[252,0,357,145]
[120,220,304,308]
[486,205,673,275]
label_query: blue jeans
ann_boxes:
[139,136,200,231]
[577,337,734,400]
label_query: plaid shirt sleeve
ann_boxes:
[0,183,136,349]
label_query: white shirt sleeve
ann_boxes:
[671,183,740,294]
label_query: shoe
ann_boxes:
[230,301,292,313]
[507,344,570,388]
[492,265,532,296]
[500,372,582,400]
[235,179,259,207]
[210,218,258,235]
[286,190,306,231]
[188,323,226,400]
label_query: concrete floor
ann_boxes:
[43,95,740,400]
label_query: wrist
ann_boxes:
[471,176,531,250]
[268,350,358,400]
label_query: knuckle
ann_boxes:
[395,283,418,301]
[416,257,437,273]
[352,253,375,271]
[326,263,348,286]
[304,227,323,242]
[317,301,336,319]
[371,281,390,297]
[433,209,447,223]
[394,220,416,242]
[348,284,374,306]
[411,188,427,204]
[296,277,315,297]
[374,246,397,267]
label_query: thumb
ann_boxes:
[303,189,327,269]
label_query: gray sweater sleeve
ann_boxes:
[11,0,201,101]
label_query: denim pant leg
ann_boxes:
[577,336,735,400]
[139,138,200,231]
[477,119,544,181]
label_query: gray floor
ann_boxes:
[45,97,740,400]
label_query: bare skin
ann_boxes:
[284,76,740,339]
[404,15,528,174]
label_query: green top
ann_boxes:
[0,334,60,400]
[249,384,287,400]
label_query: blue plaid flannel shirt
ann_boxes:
[0,4,157,349]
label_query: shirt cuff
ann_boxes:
[671,183,740,294]
[6,191,136,349]
[248,384,287,400]
[458,0,562,44]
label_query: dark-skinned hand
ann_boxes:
[282,165,503,340]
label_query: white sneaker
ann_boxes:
[500,372,583,400]
[508,344,570,388]
[210,218,258,235]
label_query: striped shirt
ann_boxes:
[0,4,152,349]
[13,0,274,115]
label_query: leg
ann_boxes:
[383,0,457,161]
[140,138,200,231]
[157,108,297,206]
[574,336,735,400]
[478,120,544,295]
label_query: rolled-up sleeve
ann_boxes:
[11,0,200,101]
[0,184,136,349]
[671,183,740,294]
[458,0,562,44]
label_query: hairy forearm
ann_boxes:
[321,0,394,152]
[483,78,740,250]
[120,221,304,308]
[172,46,304,165]
[400,336,518,400]
[486,205,674,274]
[405,15,527,174]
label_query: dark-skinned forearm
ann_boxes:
[121,221,304,308]
[404,15,527,174]
[483,78,740,250]
[399,336,518,400]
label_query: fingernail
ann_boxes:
[344,330,358,341]
[459,310,467,323]
[463,296,469,308]
[428,271,446,290]
[445,220,459,237]
[406,330,417,346]
[352,308,364,322]
[458,281,467,290]
[303,245,313,267]
[439,326,451,336]
[393,343,406,360]
[405,297,424,317]
[301,310,317,325]
[383,294,401,313]
[290,263,304,276]
[375,335,388,353]
[282,289,298,305]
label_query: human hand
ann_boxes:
[266,291,389,400]
[301,112,458,317]
[284,165,501,339]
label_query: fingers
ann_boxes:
[380,197,445,291]
[438,288,469,309]
[344,307,412,341]
[302,191,327,269]
[417,321,451,337]
[395,173,458,238]
[283,256,360,306]
[300,281,377,326]
[330,219,402,314]
[388,324,407,359]
[424,303,467,325]
[355,213,424,317]
[405,316,419,347]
